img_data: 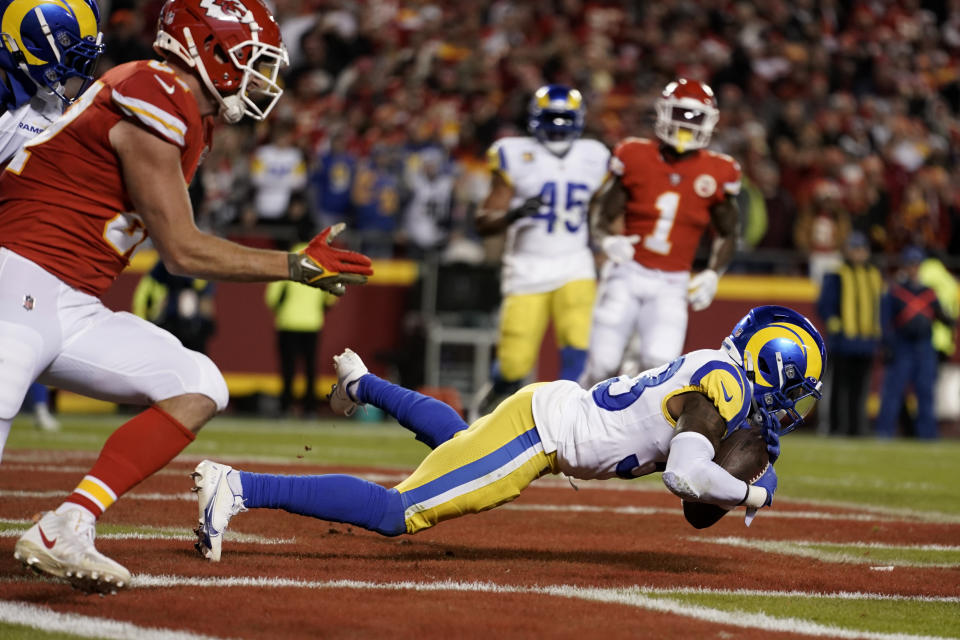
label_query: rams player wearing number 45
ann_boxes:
[192,306,825,561]
[473,85,610,416]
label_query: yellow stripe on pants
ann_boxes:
[396,383,558,533]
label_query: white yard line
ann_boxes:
[0,524,294,546]
[0,600,233,640]
[697,536,960,567]
[50,575,960,640]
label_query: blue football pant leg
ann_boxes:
[26,383,48,407]
[913,344,939,439]
[876,350,911,436]
[356,373,467,449]
[394,383,558,534]
[239,472,406,536]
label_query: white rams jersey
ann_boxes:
[488,136,610,295]
[532,348,753,480]
[250,144,308,219]
[0,90,62,165]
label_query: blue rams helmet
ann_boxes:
[0,0,104,104]
[723,305,827,434]
[528,84,584,155]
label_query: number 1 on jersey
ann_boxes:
[644,191,680,255]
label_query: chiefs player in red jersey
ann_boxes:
[3,0,372,593]
[580,78,741,387]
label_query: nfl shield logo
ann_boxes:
[22,295,34,311]
[669,173,681,185]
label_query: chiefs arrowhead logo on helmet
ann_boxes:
[199,0,252,23]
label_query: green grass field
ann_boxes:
[9,413,960,515]
[4,413,960,639]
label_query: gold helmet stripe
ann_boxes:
[2,0,97,67]
[743,322,822,387]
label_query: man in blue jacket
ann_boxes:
[876,246,955,438]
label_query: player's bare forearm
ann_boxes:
[165,232,290,281]
[111,120,290,282]
[475,172,515,236]
[671,391,727,452]
[707,196,739,274]
[588,174,627,241]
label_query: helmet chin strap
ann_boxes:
[220,94,244,123]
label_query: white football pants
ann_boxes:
[580,261,690,388]
[0,249,229,461]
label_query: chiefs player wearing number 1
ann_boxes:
[580,78,742,388]
[3,0,372,594]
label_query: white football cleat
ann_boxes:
[14,506,131,594]
[191,459,246,562]
[33,403,60,432]
[328,348,368,417]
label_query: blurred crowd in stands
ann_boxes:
[100,0,960,272]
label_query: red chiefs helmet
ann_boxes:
[153,0,288,123]
[654,78,719,152]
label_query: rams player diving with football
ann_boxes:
[472,84,610,418]
[192,306,825,562]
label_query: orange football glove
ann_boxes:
[287,223,373,296]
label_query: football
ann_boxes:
[682,423,770,529]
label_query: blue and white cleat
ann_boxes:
[328,348,368,417]
[191,460,246,562]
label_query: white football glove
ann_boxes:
[601,234,640,264]
[687,269,719,311]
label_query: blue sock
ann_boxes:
[559,347,588,381]
[239,472,406,536]
[356,374,467,449]
[489,361,522,396]
[26,383,48,406]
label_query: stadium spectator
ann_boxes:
[876,246,955,439]
[310,128,356,228]
[816,231,883,437]
[403,147,456,256]
[350,145,402,257]
[249,119,309,225]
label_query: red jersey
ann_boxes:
[0,60,213,297]
[613,137,741,271]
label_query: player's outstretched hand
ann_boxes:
[753,463,777,507]
[288,223,374,296]
[743,463,777,526]
[601,234,640,264]
[687,268,719,311]
[505,196,544,223]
